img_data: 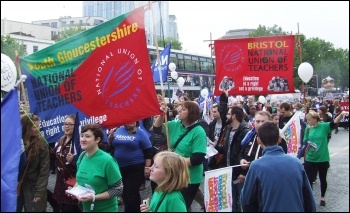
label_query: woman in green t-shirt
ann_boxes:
[153,101,207,211]
[68,124,123,212]
[140,151,189,212]
[304,110,348,207]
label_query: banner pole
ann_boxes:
[150,1,170,150]
[204,164,247,174]
[15,51,29,110]
[297,23,306,104]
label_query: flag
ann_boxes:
[204,167,233,212]
[1,89,22,212]
[280,111,302,156]
[20,6,161,143]
[71,112,81,157]
[214,35,295,95]
[152,43,171,83]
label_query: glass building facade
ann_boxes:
[83,1,171,45]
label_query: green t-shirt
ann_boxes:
[164,120,207,184]
[150,191,187,212]
[76,149,122,212]
[303,122,331,162]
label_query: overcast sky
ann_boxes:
[1,1,349,55]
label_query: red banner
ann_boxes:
[214,35,295,95]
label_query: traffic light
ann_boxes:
[309,75,317,88]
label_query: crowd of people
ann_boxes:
[15,91,349,212]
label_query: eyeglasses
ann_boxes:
[63,123,74,127]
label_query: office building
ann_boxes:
[83,1,171,45]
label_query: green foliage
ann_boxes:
[55,26,86,42]
[157,37,183,50]
[249,24,289,37]
[1,35,26,61]
[249,25,349,92]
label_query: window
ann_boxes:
[200,57,209,71]
[70,21,75,26]
[170,53,177,66]
[33,46,38,53]
[148,49,157,63]
[51,22,57,28]
[97,2,103,17]
[207,58,214,72]
[192,56,200,71]
[94,19,103,25]
[23,44,27,54]
[184,55,193,70]
[60,21,66,27]
[177,54,185,70]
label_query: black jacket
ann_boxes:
[215,121,250,177]
[208,92,229,142]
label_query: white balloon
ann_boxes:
[177,77,185,88]
[1,53,17,92]
[258,95,266,104]
[169,62,176,72]
[200,88,209,99]
[170,71,178,80]
[298,62,314,83]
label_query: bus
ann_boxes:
[147,45,215,99]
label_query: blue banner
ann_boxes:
[152,43,171,83]
[1,89,22,212]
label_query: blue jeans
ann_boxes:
[231,180,243,212]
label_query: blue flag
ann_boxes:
[71,112,82,159]
[1,89,22,212]
[152,43,171,83]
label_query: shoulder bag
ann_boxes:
[65,151,86,187]
[172,123,199,152]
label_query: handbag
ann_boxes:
[213,126,230,166]
[65,177,76,187]
[65,151,85,188]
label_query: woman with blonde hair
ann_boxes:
[140,151,189,212]
[304,110,348,206]
[17,113,50,212]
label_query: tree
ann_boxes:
[1,35,26,61]
[157,36,183,50]
[249,24,290,37]
[55,26,86,42]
